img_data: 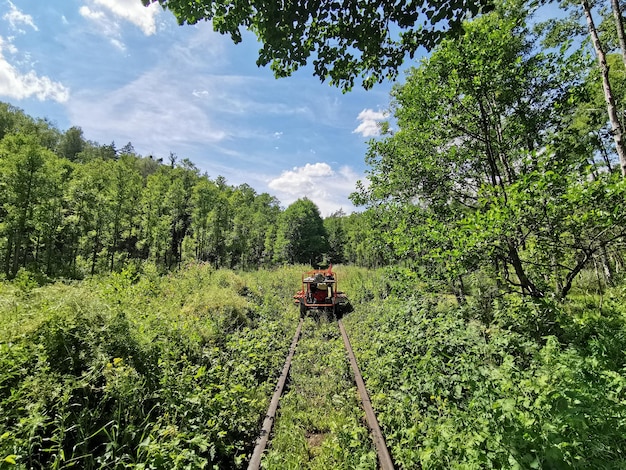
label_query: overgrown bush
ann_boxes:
[0,265,299,469]
[343,286,626,469]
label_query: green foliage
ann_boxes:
[142,0,492,91]
[340,210,394,268]
[274,198,329,265]
[343,288,626,469]
[0,102,400,279]
[56,126,85,162]
[322,210,347,264]
[3,263,626,468]
[0,103,287,277]
[0,133,63,278]
[354,5,626,299]
[12,268,40,295]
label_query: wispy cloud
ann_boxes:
[268,162,361,215]
[4,1,38,32]
[66,67,228,156]
[109,38,125,51]
[353,108,388,137]
[79,6,125,50]
[78,6,105,22]
[79,0,160,49]
[81,0,160,36]
[63,21,317,167]
[0,36,69,102]
[0,36,17,55]
[189,78,310,117]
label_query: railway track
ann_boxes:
[247,317,394,470]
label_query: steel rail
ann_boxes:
[338,319,395,470]
[247,318,303,470]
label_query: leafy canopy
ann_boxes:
[142,0,493,90]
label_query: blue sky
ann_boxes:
[0,0,408,216]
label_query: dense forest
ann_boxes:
[0,102,390,280]
[3,0,626,468]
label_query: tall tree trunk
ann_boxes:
[110,223,118,272]
[611,0,626,68]
[4,232,13,278]
[559,249,593,300]
[596,132,613,171]
[507,240,544,298]
[45,231,54,276]
[34,234,41,266]
[583,0,626,177]
[454,275,467,305]
[12,229,22,277]
[12,175,34,277]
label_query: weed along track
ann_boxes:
[247,318,303,469]
[248,317,394,469]
[338,319,395,470]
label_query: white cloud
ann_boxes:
[353,108,388,137]
[268,162,362,216]
[63,23,319,176]
[79,6,105,22]
[4,1,38,32]
[0,36,69,102]
[109,38,126,51]
[79,0,160,49]
[81,0,160,36]
[1,36,17,55]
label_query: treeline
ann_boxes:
[0,102,383,279]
